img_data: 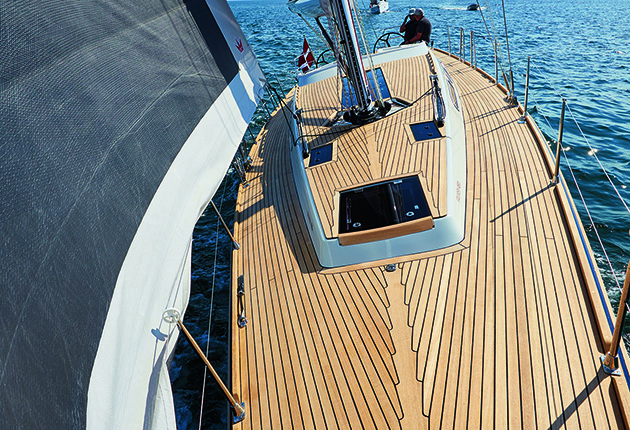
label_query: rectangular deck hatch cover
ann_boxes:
[339,176,432,234]
[410,121,441,141]
[309,143,333,167]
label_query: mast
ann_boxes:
[288,0,390,123]
[327,0,392,123]
[328,0,371,111]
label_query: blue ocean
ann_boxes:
[170,0,630,428]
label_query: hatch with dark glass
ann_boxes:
[338,176,434,245]
[410,121,441,142]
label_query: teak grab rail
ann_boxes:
[162,308,247,423]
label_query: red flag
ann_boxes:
[296,36,315,73]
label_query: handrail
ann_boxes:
[237,276,248,328]
[163,308,247,423]
[430,74,446,127]
[603,251,630,375]
[210,200,240,250]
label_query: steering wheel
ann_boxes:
[316,49,334,66]
[373,32,405,53]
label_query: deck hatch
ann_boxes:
[410,121,441,141]
[339,176,432,234]
[308,143,333,167]
[342,68,390,108]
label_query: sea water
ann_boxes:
[171,0,630,428]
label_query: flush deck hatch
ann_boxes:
[338,176,434,246]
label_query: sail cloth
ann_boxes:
[287,0,331,18]
[0,0,264,429]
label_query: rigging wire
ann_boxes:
[476,0,510,89]
[296,12,328,47]
[530,60,630,216]
[198,175,231,429]
[357,0,380,42]
[350,0,385,103]
[500,0,515,94]
[529,88,627,301]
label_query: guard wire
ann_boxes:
[198,173,231,429]
[528,64,628,311]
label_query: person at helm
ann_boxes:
[400,8,432,45]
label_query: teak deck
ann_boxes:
[231,49,630,429]
[298,54,447,239]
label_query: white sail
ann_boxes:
[0,0,264,429]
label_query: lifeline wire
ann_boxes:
[560,140,627,300]
[198,175,230,430]
[531,60,630,216]
[565,103,630,216]
[531,91,626,301]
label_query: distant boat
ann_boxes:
[369,0,388,14]
[467,3,479,10]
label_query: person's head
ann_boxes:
[414,8,424,18]
[408,8,416,17]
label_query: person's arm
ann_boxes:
[408,32,423,44]
[399,17,408,33]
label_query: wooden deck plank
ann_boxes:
[481,148,497,430]
[435,247,469,430]
[469,143,489,428]
[416,255,446,381]
[410,257,437,358]
[425,250,463,428]
[421,253,452,415]
[231,49,629,430]
[453,199,480,429]
[407,259,428,330]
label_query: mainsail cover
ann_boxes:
[0,0,265,429]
